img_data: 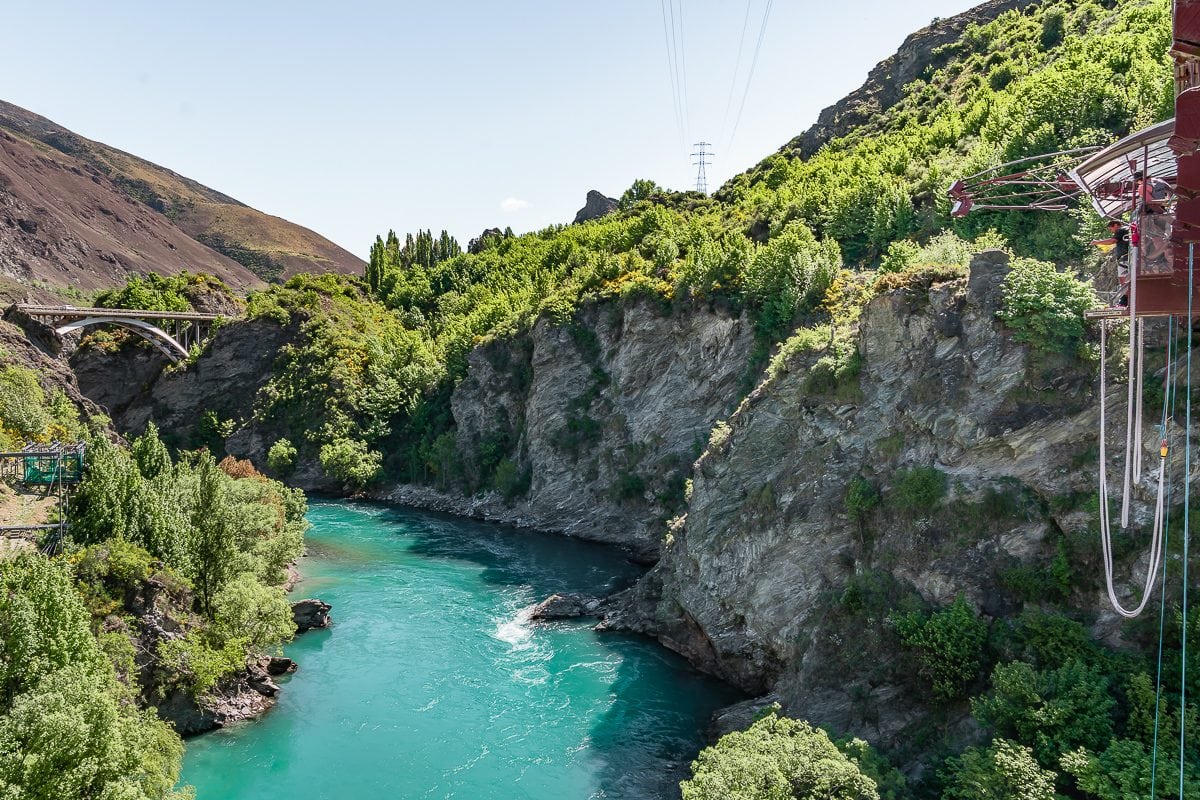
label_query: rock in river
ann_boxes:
[292,598,332,632]
[529,592,603,621]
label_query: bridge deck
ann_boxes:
[15,304,223,322]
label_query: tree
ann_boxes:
[320,437,382,489]
[891,596,987,702]
[681,712,879,800]
[132,422,172,480]
[940,739,1057,800]
[998,257,1097,356]
[0,365,52,445]
[620,178,661,209]
[971,659,1114,768]
[0,555,187,800]
[743,220,842,338]
[267,437,297,474]
[188,451,236,617]
[211,572,295,651]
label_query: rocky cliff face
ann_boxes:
[98,318,298,455]
[0,311,105,422]
[386,299,755,559]
[573,190,619,224]
[604,252,1123,757]
[783,0,1039,159]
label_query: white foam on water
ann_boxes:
[492,604,535,650]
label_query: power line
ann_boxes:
[719,0,755,146]
[727,0,773,154]
[676,0,690,142]
[659,0,686,151]
[692,141,713,194]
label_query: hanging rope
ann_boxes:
[1151,315,1178,799]
[1098,319,1169,617]
[1179,241,1194,800]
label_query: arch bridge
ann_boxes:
[13,304,226,362]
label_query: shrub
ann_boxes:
[707,420,732,452]
[157,630,246,698]
[681,712,879,800]
[743,220,842,338]
[890,466,947,515]
[492,457,530,500]
[844,477,881,524]
[319,437,382,489]
[0,555,187,800]
[210,573,295,651]
[891,596,988,701]
[266,438,297,474]
[971,659,1114,767]
[0,365,53,446]
[940,739,1057,800]
[998,257,1097,356]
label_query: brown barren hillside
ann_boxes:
[0,128,261,292]
[0,100,364,288]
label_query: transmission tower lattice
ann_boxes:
[692,141,713,194]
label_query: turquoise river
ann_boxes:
[181,500,741,799]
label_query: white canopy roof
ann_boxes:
[1068,118,1176,219]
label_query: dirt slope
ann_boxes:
[0,100,364,287]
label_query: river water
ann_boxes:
[180,500,740,799]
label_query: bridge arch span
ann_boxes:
[55,317,190,361]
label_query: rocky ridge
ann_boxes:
[573,190,619,224]
[781,0,1039,160]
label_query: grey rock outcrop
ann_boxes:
[292,598,332,632]
[573,190,618,224]
[529,592,603,620]
[468,228,504,254]
[384,298,755,559]
[605,251,1123,756]
[158,683,276,737]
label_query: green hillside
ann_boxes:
[236,0,1170,489]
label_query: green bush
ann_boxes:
[998,257,1097,356]
[940,738,1057,800]
[319,437,382,489]
[890,466,947,515]
[844,477,881,524]
[971,659,1114,767]
[681,712,879,800]
[0,555,187,800]
[492,457,530,500]
[157,630,246,698]
[891,596,987,701]
[267,437,297,474]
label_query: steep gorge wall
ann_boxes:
[605,253,1133,756]
[386,299,756,560]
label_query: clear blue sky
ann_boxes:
[1,1,979,259]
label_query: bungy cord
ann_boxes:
[1098,318,1169,618]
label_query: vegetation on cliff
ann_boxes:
[0,359,306,800]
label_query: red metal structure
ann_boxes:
[949,5,1200,318]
